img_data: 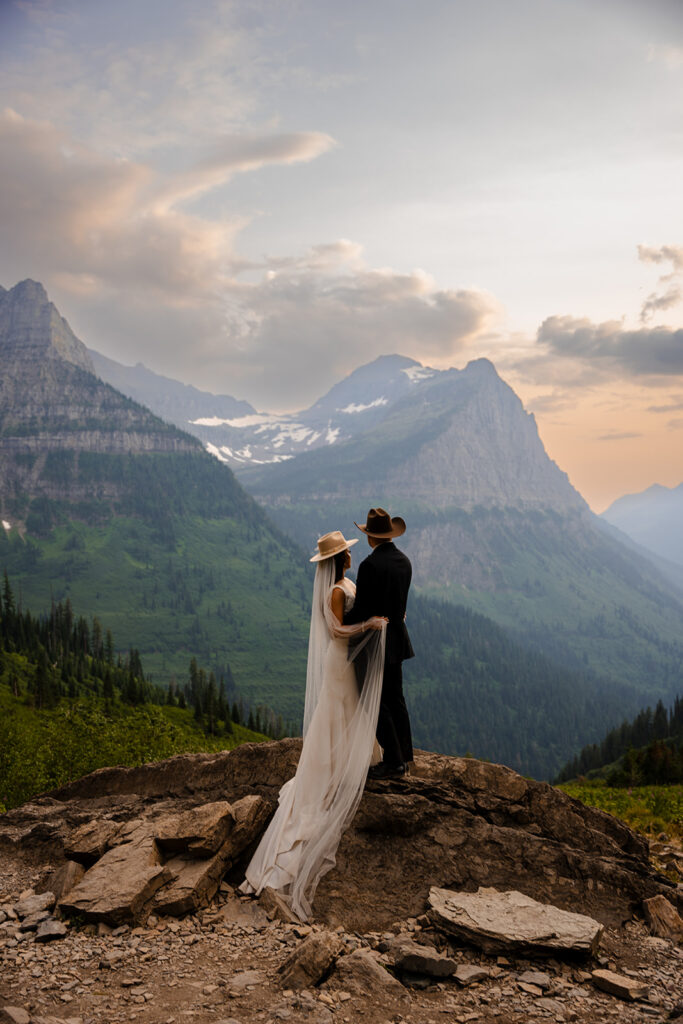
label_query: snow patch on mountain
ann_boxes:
[339,397,388,414]
[192,413,280,428]
[2,519,10,531]
[402,366,435,383]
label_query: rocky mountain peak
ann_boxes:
[0,278,94,374]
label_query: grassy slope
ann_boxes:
[0,663,268,811]
[0,512,312,723]
[559,780,683,843]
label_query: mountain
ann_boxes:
[88,348,256,431]
[90,350,438,466]
[602,483,683,569]
[0,279,312,718]
[236,358,683,703]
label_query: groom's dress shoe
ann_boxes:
[367,762,406,780]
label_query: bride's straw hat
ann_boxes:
[310,530,358,563]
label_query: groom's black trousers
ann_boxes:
[376,661,413,767]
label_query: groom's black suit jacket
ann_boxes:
[344,541,414,665]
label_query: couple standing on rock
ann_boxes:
[240,506,414,920]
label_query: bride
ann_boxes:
[240,530,387,920]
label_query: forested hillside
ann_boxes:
[556,694,683,785]
[402,595,641,780]
[0,575,279,810]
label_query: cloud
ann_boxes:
[597,431,643,442]
[536,315,683,378]
[218,251,500,406]
[0,107,497,408]
[646,398,683,413]
[153,132,336,211]
[638,244,683,323]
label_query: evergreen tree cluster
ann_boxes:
[0,571,148,709]
[556,695,683,785]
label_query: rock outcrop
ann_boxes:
[0,741,679,933]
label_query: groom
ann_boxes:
[344,507,414,779]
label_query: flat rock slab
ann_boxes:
[591,968,649,1001]
[517,969,551,990]
[154,801,235,858]
[429,886,603,956]
[328,949,410,1004]
[226,969,267,993]
[59,838,171,925]
[35,919,68,942]
[391,938,457,977]
[454,964,490,986]
[279,931,344,989]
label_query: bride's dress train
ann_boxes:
[240,565,385,921]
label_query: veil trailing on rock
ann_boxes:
[241,557,386,921]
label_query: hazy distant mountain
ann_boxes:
[91,348,440,466]
[602,483,683,568]
[88,349,255,429]
[237,358,683,703]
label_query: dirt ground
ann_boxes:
[1,850,682,1024]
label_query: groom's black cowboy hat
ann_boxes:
[354,506,406,539]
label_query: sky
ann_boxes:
[1,0,682,511]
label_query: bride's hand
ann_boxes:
[366,616,388,631]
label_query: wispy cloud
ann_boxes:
[638,244,683,323]
[597,431,643,442]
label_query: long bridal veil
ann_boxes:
[242,558,386,921]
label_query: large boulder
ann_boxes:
[0,740,678,931]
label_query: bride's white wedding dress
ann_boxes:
[240,559,386,921]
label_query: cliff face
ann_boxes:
[0,280,198,516]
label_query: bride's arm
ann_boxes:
[330,585,385,636]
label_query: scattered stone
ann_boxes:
[154,801,235,857]
[517,969,551,990]
[13,891,56,919]
[429,886,604,956]
[591,968,649,1001]
[642,895,683,942]
[63,819,120,864]
[329,949,410,1003]
[18,909,50,931]
[226,969,267,993]
[35,919,68,942]
[279,931,344,989]
[0,1009,31,1024]
[454,964,490,986]
[391,938,457,977]
[59,838,171,925]
[259,886,301,925]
